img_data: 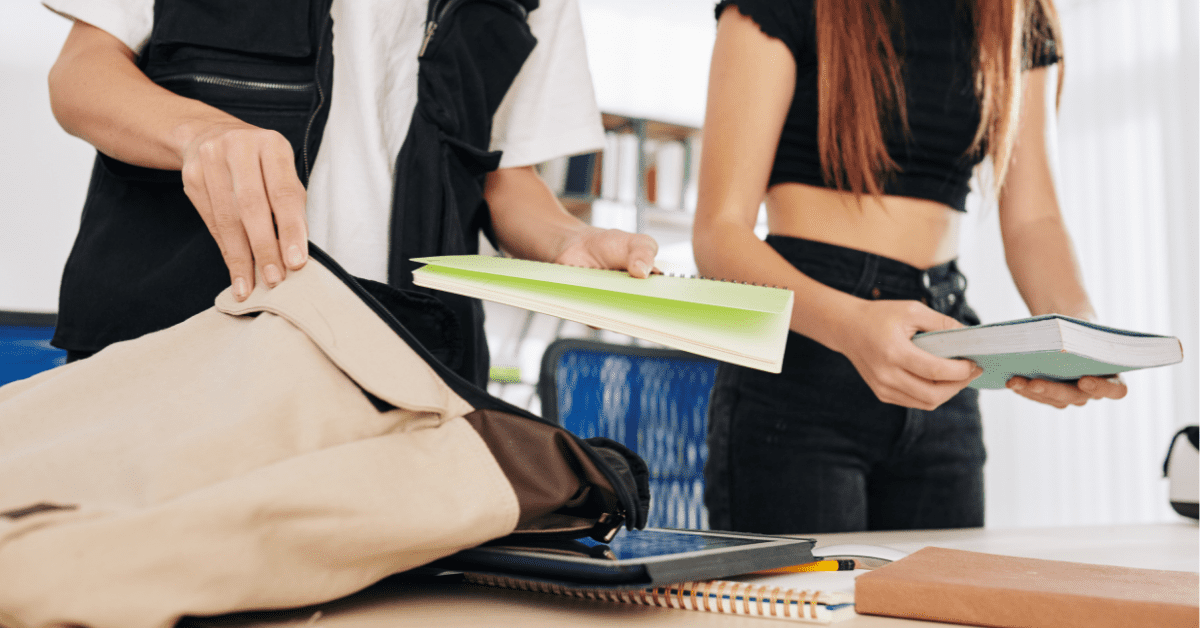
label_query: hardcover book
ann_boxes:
[911,314,1183,389]
[854,546,1199,628]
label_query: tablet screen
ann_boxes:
[574,529,777,560]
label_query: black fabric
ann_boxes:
[52,0,335,355]
[715,0,1061,212]
[387,0,539,387]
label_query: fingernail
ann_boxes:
[633,261,649,278]
[287,245,305,268]
[1031,383,1044,394]
[1009,380,1024,391]
[1079,379,1095,392]
[264,264,283,287]
[233,277,249,300]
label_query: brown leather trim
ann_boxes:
[462,409,617,531]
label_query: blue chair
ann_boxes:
[538,338,719,529]
[0,312,66,387]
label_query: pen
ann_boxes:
[751,559,858,575]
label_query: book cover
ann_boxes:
[411,255,795,373]
[911,314,1183,389]
[854,547,1199,628]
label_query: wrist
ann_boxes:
[797,289,866,355]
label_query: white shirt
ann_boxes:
[43,0,605,282]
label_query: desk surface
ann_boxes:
[191,522,1198,628]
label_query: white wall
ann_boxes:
[0,4,93,313]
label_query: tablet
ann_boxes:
[432,528,816,588]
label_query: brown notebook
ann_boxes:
[854,546,1198,628]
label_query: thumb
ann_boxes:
[910,302,965,334]
[624,233,658,279]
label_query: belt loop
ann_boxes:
[852,254,881,299]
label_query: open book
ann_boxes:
[911,314,1183,389]
[411,255,795,373]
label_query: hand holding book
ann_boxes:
[911,314,1181,405]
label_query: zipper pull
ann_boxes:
[419,21,438,57]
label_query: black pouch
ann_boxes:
[53,0,335,355]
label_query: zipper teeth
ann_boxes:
[158,73,313,92]
[421,0,527,58]
[303,13,331,180]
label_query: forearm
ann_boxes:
[48,20,239,170]
[1002,216,1095,320]
[692,217,862,354]
[485,165,591,262]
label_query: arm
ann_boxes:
[48,20,308,300]
[484,166,657,278]
[692,6,979,410]
[997,67,1127,407]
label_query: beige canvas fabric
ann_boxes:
[0,261,521,628]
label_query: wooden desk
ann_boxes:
[190,522,1198,627]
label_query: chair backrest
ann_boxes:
[538,338,718,529]
[0,312,66,387]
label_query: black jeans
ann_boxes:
[705,235,986,535]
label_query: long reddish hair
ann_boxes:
[814,0,1064,196]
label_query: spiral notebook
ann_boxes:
[462,571,858,624]
[410,255,794,373]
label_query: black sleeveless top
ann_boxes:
[715,0,1060,211]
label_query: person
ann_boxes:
[43,0,656,385]
[694,0,1128,534]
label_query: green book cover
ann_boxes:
[912,314,1183,389]
[411,255,795,373]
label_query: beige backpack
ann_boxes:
[0,249,647,628]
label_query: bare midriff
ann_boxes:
[765,182,961,270]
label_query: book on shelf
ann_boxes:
[911,314,1183,389]
[854,546,1199,628]
[461,570,858,624]
[410,255,795,373]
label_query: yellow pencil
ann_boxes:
[751,559,857,575]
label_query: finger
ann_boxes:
[1077,376,1129,400]
[902,342,980,382]
[623,233,659,279]
[261,136,308,270]
[1009,378,1091,408]
[228,143,286,288]
[199,142,256,300]
[907,301,966,333]
[866,363,973,410]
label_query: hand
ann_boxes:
[836,300,983,410]
[1006,374,1128,408]
[180,120,309,301]
[552,227,659,279]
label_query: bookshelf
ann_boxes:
[537,112,701,247]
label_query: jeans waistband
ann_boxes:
[765,234,969,313]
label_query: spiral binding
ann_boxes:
[463,573,838,622]
[479,255,787,290]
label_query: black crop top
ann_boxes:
[715,0,1060,211]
